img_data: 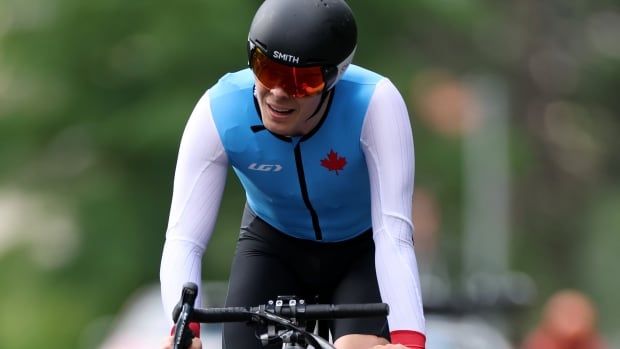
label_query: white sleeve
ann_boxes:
[159,91,229,323]
[361,78,425,333]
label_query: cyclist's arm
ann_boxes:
[160,91,229,322]
[361,78,426,348]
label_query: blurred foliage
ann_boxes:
[0,0,618,348]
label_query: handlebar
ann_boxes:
[172,282,389,349]
[190,302,389,323]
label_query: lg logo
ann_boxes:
[248,163,283,172]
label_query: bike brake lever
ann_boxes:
[173,282,199,349]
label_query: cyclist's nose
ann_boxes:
[269,85,292,99]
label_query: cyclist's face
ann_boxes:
[254,79,324,137]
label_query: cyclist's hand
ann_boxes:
[161,335,202,349]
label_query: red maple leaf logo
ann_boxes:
[320,149,347,175]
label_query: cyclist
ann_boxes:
[160,0,426,348]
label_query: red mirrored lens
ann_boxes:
[250,49,325,98]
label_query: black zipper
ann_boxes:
[294,143,323,241]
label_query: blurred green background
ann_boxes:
[1,0,618,348]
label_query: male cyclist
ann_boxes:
[160,0,426,348]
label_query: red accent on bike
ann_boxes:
[320,149,347,175]
[391,330,426,349]
[170,322,201,338]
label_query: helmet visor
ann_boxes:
[250,48,325,98]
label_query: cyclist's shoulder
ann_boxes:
[208,68,254,99]
[340,64,386,85]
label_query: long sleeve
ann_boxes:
[361,78,425,334]
[159,92,229,323]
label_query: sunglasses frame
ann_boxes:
[248,45,338,98]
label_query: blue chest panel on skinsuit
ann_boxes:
[209,65,383,242]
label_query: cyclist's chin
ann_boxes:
[263,116,302,137]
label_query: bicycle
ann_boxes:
[172,282,390,349]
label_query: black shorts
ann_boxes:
[222,205,390,348]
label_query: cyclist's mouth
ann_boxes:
[267,103,295,118]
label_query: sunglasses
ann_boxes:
[249,48,327,98]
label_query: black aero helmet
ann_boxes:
[248,0,357,92]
